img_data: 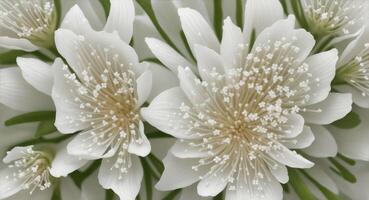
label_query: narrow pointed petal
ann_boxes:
[0,67,54,111]
[104,0,135,43]
[178,8,220,53]
[98,156,143,200]
[17,57,53,95]
[243,0,284,42]
[301,93,352,124]
[303,125,337,158]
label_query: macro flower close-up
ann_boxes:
[0,0,369,200]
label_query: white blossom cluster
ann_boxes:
[0,0,369,200]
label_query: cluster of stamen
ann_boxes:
[170,37,317,196]
[4,146,53,194]
[337,43,369,96]
[61,36,143,178]
[302,0,367,36]
[0,0,56,47]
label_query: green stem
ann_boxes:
[213,0,223,40]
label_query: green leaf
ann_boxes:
[213,0,223,40]
[140,158,153,200]
[5,111,56,126]
[35,120,57,138]
[54,0,62,26]
[213,192,224,200]
[236,0,243,28]
[136,0,182,54]
[248,29,256,52]
[147,154,164,175]
[332,111,361,129]
[329,158,357,183]
[162,189,181,200]
[105,189,115,200]
[279,0,288,16]
[0,50,27,65]
[99,0,111,18]
[51,186,62,200]
[288,168,317,200]
[337,153,356,166]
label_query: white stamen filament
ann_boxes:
[5,146,53,194]
[302,0,367,36]
[338,43,369,96]
[0,0,56,47]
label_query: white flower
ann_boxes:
[0,0,57,51]
[50,1,163,199]
[0,145,81,200]
[300,0,369,38]
[142,0,352,199]
[334,27,369,107]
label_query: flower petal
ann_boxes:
[133,16,160,60]
[98,155,143,200]
[60,5,94,35]
[136,70,152,107]
[338,27,369,67]
[194,44,225,83]
[144,62,179,102]
[156,153,205,191]
[225,172,283,200]
[253,15,315,63]
[303,125,337,158]
[0,67,54,111]
[304,49,338,105]
[269,163,288,184]
[178,67,208,105]
[50,141,89,177]
[280,114,305,138]
[335,85,369,108]
[141,87,198,139]
[197,166,230,197]
[267,144,314,168]
[55,29,139,79]
[171,140,208,159]
[145,37,195,74]
[178,8,220,53]
[329,107,369,161]
[221,17,244,68]
[0,37,38,52]
[179,184,211,200]
[17,57,53,96]
[76,0,105,30]
[104,0,135,43]
[128,121,151,157]
[51,59,90,133]
[243,0,285,42]
[286,126,315,149]
[302,93,352,124]
[67,130,117,159]
[0,165,24,198]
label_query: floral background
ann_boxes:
[1,0,369,200]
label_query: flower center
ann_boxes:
[336,43,369,96]
[0,0,57,48]
[176,37,315,190]
[302,0,367,37]
[5,146,53,194]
